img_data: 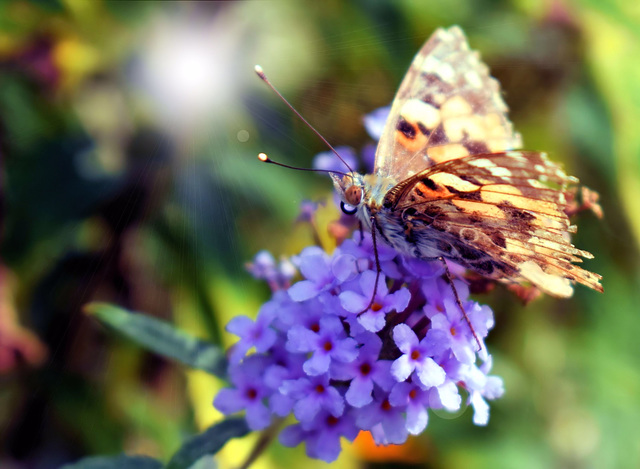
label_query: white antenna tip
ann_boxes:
[258,152,269,162]
[254,65,266,79]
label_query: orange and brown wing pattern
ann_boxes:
[383,151,602,297]
[374,26,522,182]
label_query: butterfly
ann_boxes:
[331,26,603,298]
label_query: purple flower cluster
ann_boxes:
[214,231,504,462]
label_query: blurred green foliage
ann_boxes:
[1,0,639,468]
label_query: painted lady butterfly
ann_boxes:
[331,26,602,298]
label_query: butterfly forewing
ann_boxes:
[374,26,522,181]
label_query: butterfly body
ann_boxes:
[332,26,602,298]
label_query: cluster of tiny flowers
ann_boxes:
[214,232,504,462]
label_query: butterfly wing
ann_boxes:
[374,26,522,180]
[383,151,603,297]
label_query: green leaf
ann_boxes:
[165,418,250,469]
[85,303,227,378]
[61,454,163,469]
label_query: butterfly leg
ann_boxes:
[357,216,382,314]
[438,257,482,351]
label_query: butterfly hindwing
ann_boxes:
[374,26,522,181]
[381,151,603,297]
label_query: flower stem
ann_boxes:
[238,418,285,469]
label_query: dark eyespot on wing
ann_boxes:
[444,185,482,201]
[422,178,438,191]
[464,141,490,156]
[397,118,416,139]
[428,124,447,146]
[468,213,482,224]
[417,122,430,136]
[459,175,483,186]
[504,206,536,222]
[404,207,417,217]
[457,244,482,261]
[490,231,506,248]
[475,260,495,275]
[461,228,477,241]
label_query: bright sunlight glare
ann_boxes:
[135,16,239,128]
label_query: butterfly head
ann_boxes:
[331,172,365,216]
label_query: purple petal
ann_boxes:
[294,394,322,422]
[329,360,354,381]
[298,252,331,283]
[380,412,409,444]
[269,392,294,417]
[312,146,358,173]
[286,326,317,353]
[451,339,476,365]
[332,337,358,363]
[288,280,322,302]
[304,351,331,375]
[423,329,450,357]
[309,430,342,463]
[339,291,368,313]
[384,287,410,313]
[279,378,308,397]
[346,376,374,408]
[416,358,446,388]
[325,386,345,416]
[228,342,251,365]
[279,424,305,447]
[226,316,254,336]
[388,382,411,407]
[363,106,390,140]
[405,402,428,434]
[471,392,490,425]
[320,316,344,336]
[355,404,379,430]
[314,439,341,463]
[371,360,396,391]
[484,376,505,400]
[246,401,272,430]
[391,354,414,382]
[254,327,277,352]
[359,270,388,298]
[331,254,357,283]
[435,381,461,411]
[357,309,386,332]
[393,324,418,353]
[213,388,244,414]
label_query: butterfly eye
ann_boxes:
[340,201,358,215]
[345,185,363,205]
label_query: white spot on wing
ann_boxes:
[488,166,512,177]
[520,260,573,297]
[465,70,482,88]
[437,63,455,82]
[401,100,441,129]
[422,55,440,73]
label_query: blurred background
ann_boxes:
[1,0,639,468]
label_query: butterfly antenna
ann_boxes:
[254,65,355,174]
[257,153,350,178]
